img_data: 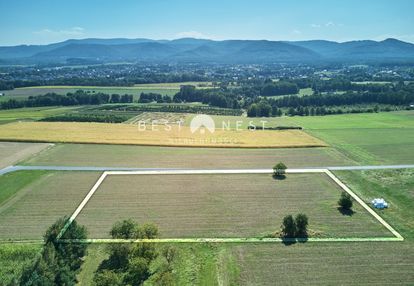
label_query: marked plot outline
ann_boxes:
[58,169,404,243]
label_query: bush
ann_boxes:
[281,215,296,238]
[273,162,287,176]
[338,191,353,210]
[295,213,309,237]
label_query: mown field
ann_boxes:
[0,141,50,168]
[21,143,352,168]
[0,171,100,240]
[76,173,390,239]
[74,168,414,285]
[0,121,327,148]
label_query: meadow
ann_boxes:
[0,121,327,148]
[76,173,390,239]
[0,82,214,101]
[0,106,79,123]
[0,244,41,285]
[289,111,414,164]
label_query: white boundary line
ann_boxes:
[324,170,403,240]
[57,168,404,242]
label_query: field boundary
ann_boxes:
[56,168,404,243]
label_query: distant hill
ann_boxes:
[1,37,414,64]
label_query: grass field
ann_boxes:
[78,241,414,286]
[0,82,213,101]
[0,171,100,240]
[76,173,391,239]
[0,121,327,148]
[0,243,41,285]
[0,141,50,168]
[289,111,414,164]
[335,169,414,239]
[0,106,79,123]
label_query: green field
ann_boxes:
[0,244,41,285]
[21,143,353,168]
[0,106,79,123]
[0,171,100,240]
[289,111,414,164]
[76,173,390,239]
[0,82,214,101]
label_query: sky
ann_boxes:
[0,0,413,46]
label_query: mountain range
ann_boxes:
[1,38,414,64]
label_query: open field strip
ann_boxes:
[0,121,327,148]
[2,164,414,176]
[58,168,403,243]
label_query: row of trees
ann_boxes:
[268,89,414,108]
[0,90,133,110]
[138,92,172,103]
[260,81,299,96]
[93,219,176,286]
[18,217,88,285]
[281,214,309,238]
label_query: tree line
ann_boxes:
[0,90,133,110]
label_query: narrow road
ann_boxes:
[1,164,413,175]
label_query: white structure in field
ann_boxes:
[372,198,389,209]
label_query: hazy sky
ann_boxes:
[0,0,413,46]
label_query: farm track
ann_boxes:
[1,164,414,175]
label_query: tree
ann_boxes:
[273,162,287,177]
[281,215,296,238]
[93,270,123,286]
[110,219,140,239]
[124,257,150,286]
[139,223,159,239]
[338,191,353,210]
[295,213,309,237]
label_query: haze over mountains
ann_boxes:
[1,37,414,64]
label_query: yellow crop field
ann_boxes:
[0,122,327,148]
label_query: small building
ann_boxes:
[372,198,388,209]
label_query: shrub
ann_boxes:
[273,162,287,176]
[338,191,353,210]
[281,215,296,238]
[295,213,309,237]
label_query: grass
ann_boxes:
[76,173,391,239]
[335,169,414,239]
[0,82,214,101]
[78,241,414,285]
[21,143,352,168]
[0,243,42,285]
[0,170,47,206]
[0,106,79,123]
[0,171,101,240]
[0,121,327,148]
[288,111,414,164]
[77,243,239,286]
